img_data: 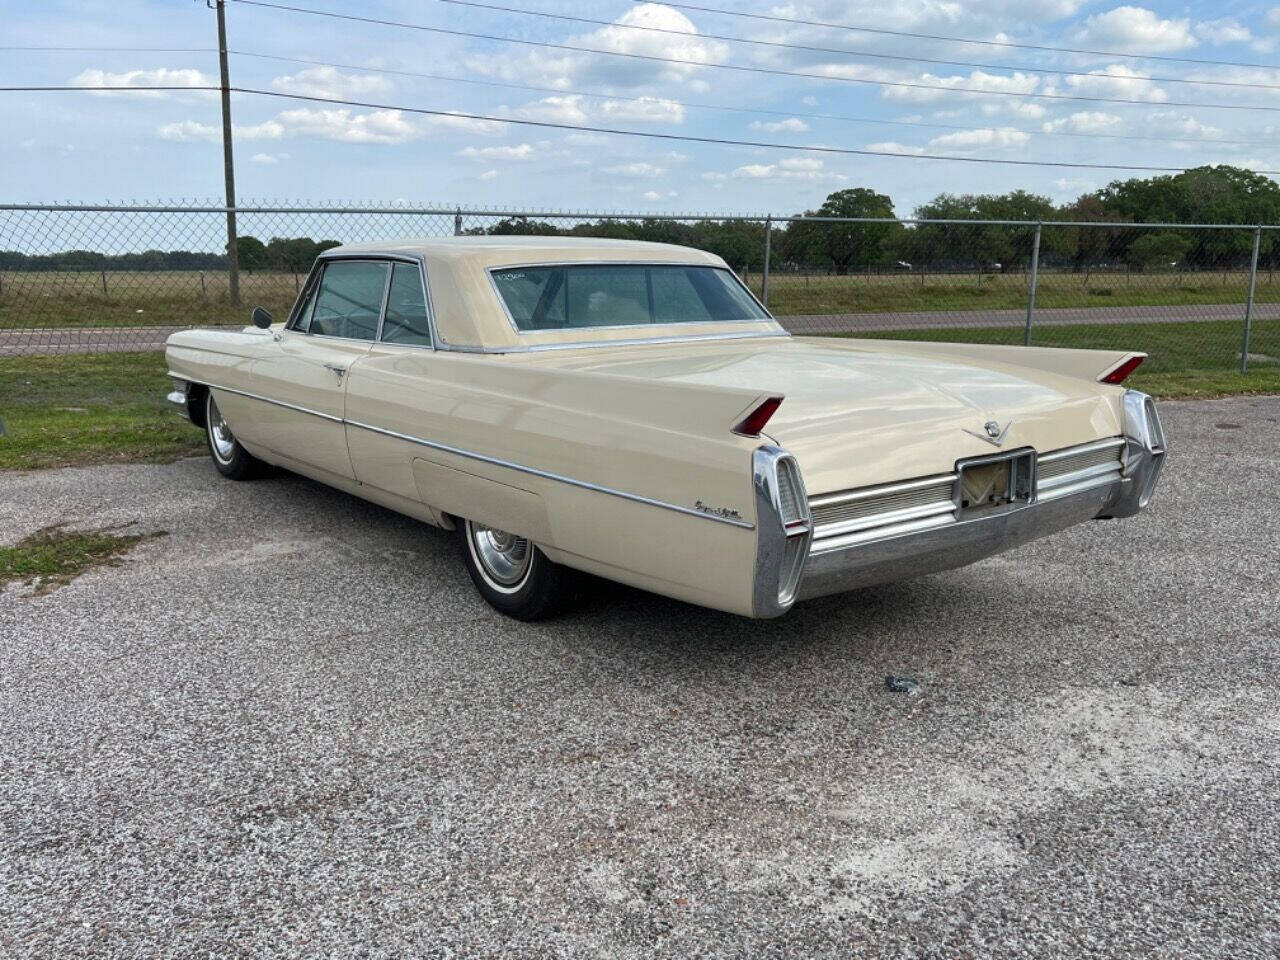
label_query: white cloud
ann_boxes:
[270,66,391,100]
[422,112,507,135]
[478,169,500,180]
[749,117,809,133]
[642,189,678,200]
[159,108,413,144]
[1042,111,1125,135]
[157,118,285,142]
[604,161,665,177]
[274,108,416,143]
[721,157,838,181]
[1144,111,1221,140]
[72,67,215,98]
[514,95,590,124]
[459,143,536,160]
[597,97,685,124]
[469,3,728,91]
[1269,8,1280,27]
[1194,18,1251,45]
[250,152,290,164]
[1072,7,1195,53]
[874,69,1041,104]
[927,128,1030,150]
[1061,65,1168,102]
[866,141,926,155]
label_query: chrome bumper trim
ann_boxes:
[797,479,1118,601]
[794,392,1165,603]
[808,472,957,509]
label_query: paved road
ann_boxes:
[780,301,1279,333]
[2,301,1273,355]
[2,397,1279,957]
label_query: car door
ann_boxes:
[250,257,391,480]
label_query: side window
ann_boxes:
[290,268,322,333]
[380,262,433,346]
[308,260,389,341]
[651,267,715,323]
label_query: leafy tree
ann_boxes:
[1125,232,1191,271]
[235,235,268,272]
[265,236,341,272]
[780,188,899,273]
[1058,193,1127,275]
[909,191,1058,272]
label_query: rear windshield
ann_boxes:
[490,264,770,331]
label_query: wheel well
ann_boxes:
[186,382,209,429]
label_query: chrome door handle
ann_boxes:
[323,363,347,379]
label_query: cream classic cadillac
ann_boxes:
[165,237,1165,620]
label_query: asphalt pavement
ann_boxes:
[1,396,1278,957]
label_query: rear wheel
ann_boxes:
[458,518,573,620]
[205,391,266,480]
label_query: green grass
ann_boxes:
[0,324,1274,475]
[4,267,1280,329]
[844,317,1280,398]
[0,351,205,469]
[753,269,1277,316]
[0,270,300,329]
[0,524,164,593]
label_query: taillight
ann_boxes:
[733,396,783,437]
[1101,355,1145,384]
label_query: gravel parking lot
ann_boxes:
[2,396,1278,958]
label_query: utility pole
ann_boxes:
[214,0,240,305]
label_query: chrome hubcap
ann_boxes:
[469,522,532,588]
[208,395,236,463]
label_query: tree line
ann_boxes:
[473,165,1280,274]
[2,165,1276,274]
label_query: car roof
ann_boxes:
[322,235,725,265]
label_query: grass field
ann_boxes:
[0,351,205,469]
[847,318,1280,398]
[1,318,1275,473]
[3,266,1278,329]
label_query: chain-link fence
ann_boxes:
[1,203,1275,381]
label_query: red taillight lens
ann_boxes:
[733,396,783,436]
[1101,355,1145,384]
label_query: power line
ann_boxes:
[228,49,1280,150]
[652,0,1280,71]
[0,46,215,52]
[9,83,1279,171]
[435,0,1280,93]
[224,0,1280,114]
[230,87,1280,173]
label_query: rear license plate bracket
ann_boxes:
[955,448,1036,516]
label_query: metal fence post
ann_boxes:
[454,207,463,236]
[761,215,772,308]
[1241,225,1262,374]
[1023,222,1041,346]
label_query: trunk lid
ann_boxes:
[517,335,1124,495]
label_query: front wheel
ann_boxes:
[458,519,573,620]
[205,391,266,480]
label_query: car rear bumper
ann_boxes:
[753,390,1166,611]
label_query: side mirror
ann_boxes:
[251,306,273,329]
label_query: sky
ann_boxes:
[4,0,1280,217]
